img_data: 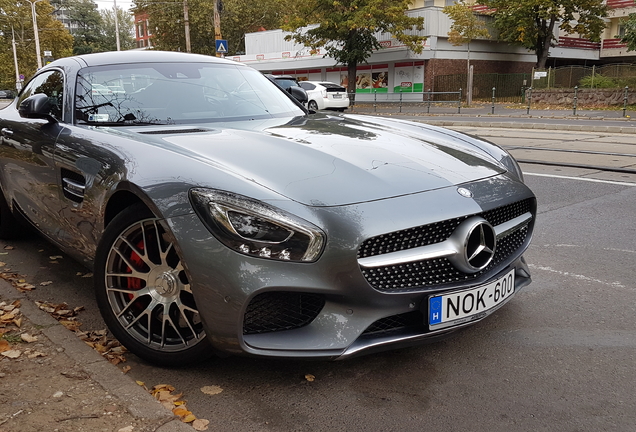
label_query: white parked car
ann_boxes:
[299,81,349,111]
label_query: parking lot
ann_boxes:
[1,123,635,431]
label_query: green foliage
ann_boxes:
[101,7,136,51]
[579,74,619,89]
[282,0,425,94]
[479,0,607,69]
[0,0,73,89]
[133,0,297,55]
[620,13,636,52]
[443,0,490,47]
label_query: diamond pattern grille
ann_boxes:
[243,292,325,335]
[359,199,533,292]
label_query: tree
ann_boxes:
[282,0,425,96]
[0,0,73,89]
[133,0,296,55]
[63,0,105,54]
[620,13,636,52]
[101,7,135,51]
[443,0,490,104]
[478,0,607,69]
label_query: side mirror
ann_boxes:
[288,86,308,105]
[19,94,54,121]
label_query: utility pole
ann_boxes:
[183,0,191,52]
[12,28,21,91]
[214,0,221,57]
[29,0,44,69]
[113,0,121,50]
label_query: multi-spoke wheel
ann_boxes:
[95,204,212,366]
[308,100,319,111]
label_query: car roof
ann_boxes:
[61,50,237,68]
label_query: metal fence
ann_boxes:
[531,64,636,89]
[434,73,530,103]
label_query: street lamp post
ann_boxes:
[29,0,44,69]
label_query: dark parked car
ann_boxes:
[0,51,536,366]
[264,74,309,106]
[0,90,15,99]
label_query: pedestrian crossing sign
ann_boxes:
[215,39,228,54]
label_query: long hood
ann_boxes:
[156,114,506,206]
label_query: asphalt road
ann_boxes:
[2,127,636,431]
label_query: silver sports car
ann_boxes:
[0,51,536,366]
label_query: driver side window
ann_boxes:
[18,71,65,121]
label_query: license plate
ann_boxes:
[428,269,515,330]
[332,94,342,99]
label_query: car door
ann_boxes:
[0,70,65,238]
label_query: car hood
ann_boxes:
[155,114,506,207]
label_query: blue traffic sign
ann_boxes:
[215,39,228,54]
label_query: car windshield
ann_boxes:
[75,62,305,125]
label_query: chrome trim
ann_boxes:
[357,212,533,269]
[62,178,85,198]
[494,212,533,239]
[357,242,457,268]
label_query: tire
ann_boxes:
[94,203,213,366]
[0,189,22,240]
[308,100,319,111]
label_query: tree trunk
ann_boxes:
[347,62,357,105]
[535,17,556,69]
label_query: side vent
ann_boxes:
[61,168,86,203]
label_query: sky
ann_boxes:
[95,0,135,11]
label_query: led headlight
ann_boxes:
[189,188,325,262]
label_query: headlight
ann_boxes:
[190,189,325,262]
[501,154,524,183]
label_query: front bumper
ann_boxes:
[166,173,535,359]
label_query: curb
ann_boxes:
[412,119,636,134]
[0,280,192,432]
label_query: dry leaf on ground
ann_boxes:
[192,419,210,431]
[39,281,53,286]
[21,333,38,343]
[200,385,223,395]
[305,374,316,382]
[1,349,21,358]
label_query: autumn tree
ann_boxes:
[443,0,490,104]
[133,0,297,55]
[282,0,425,96]
[478,0,607,69]
[100,7,135,51]
[619,14,636,51]
[0,0,73,89]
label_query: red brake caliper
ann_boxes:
[126,240,145,294]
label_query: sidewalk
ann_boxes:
[0,279,192,432]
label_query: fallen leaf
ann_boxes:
[192,419,210,431]
[200,385,223,395]
[39,281,53,286]
[81,273,93,278]
[136,380,145,386]
[0,339,10,353]
[49,255,63,260]
[118,427,134,432]
[21,333,38,343]
[4,246,14,250]
[182,414,197,423]
[305,374,316,382]
[172,407,190,417]
[121,365,131,373]
[0,262,5,267]
[1,349,21,358]
[27,351,45,358]
[12,317,22,327]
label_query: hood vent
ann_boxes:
[139,128,209,135]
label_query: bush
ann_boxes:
[579,74,619,88]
